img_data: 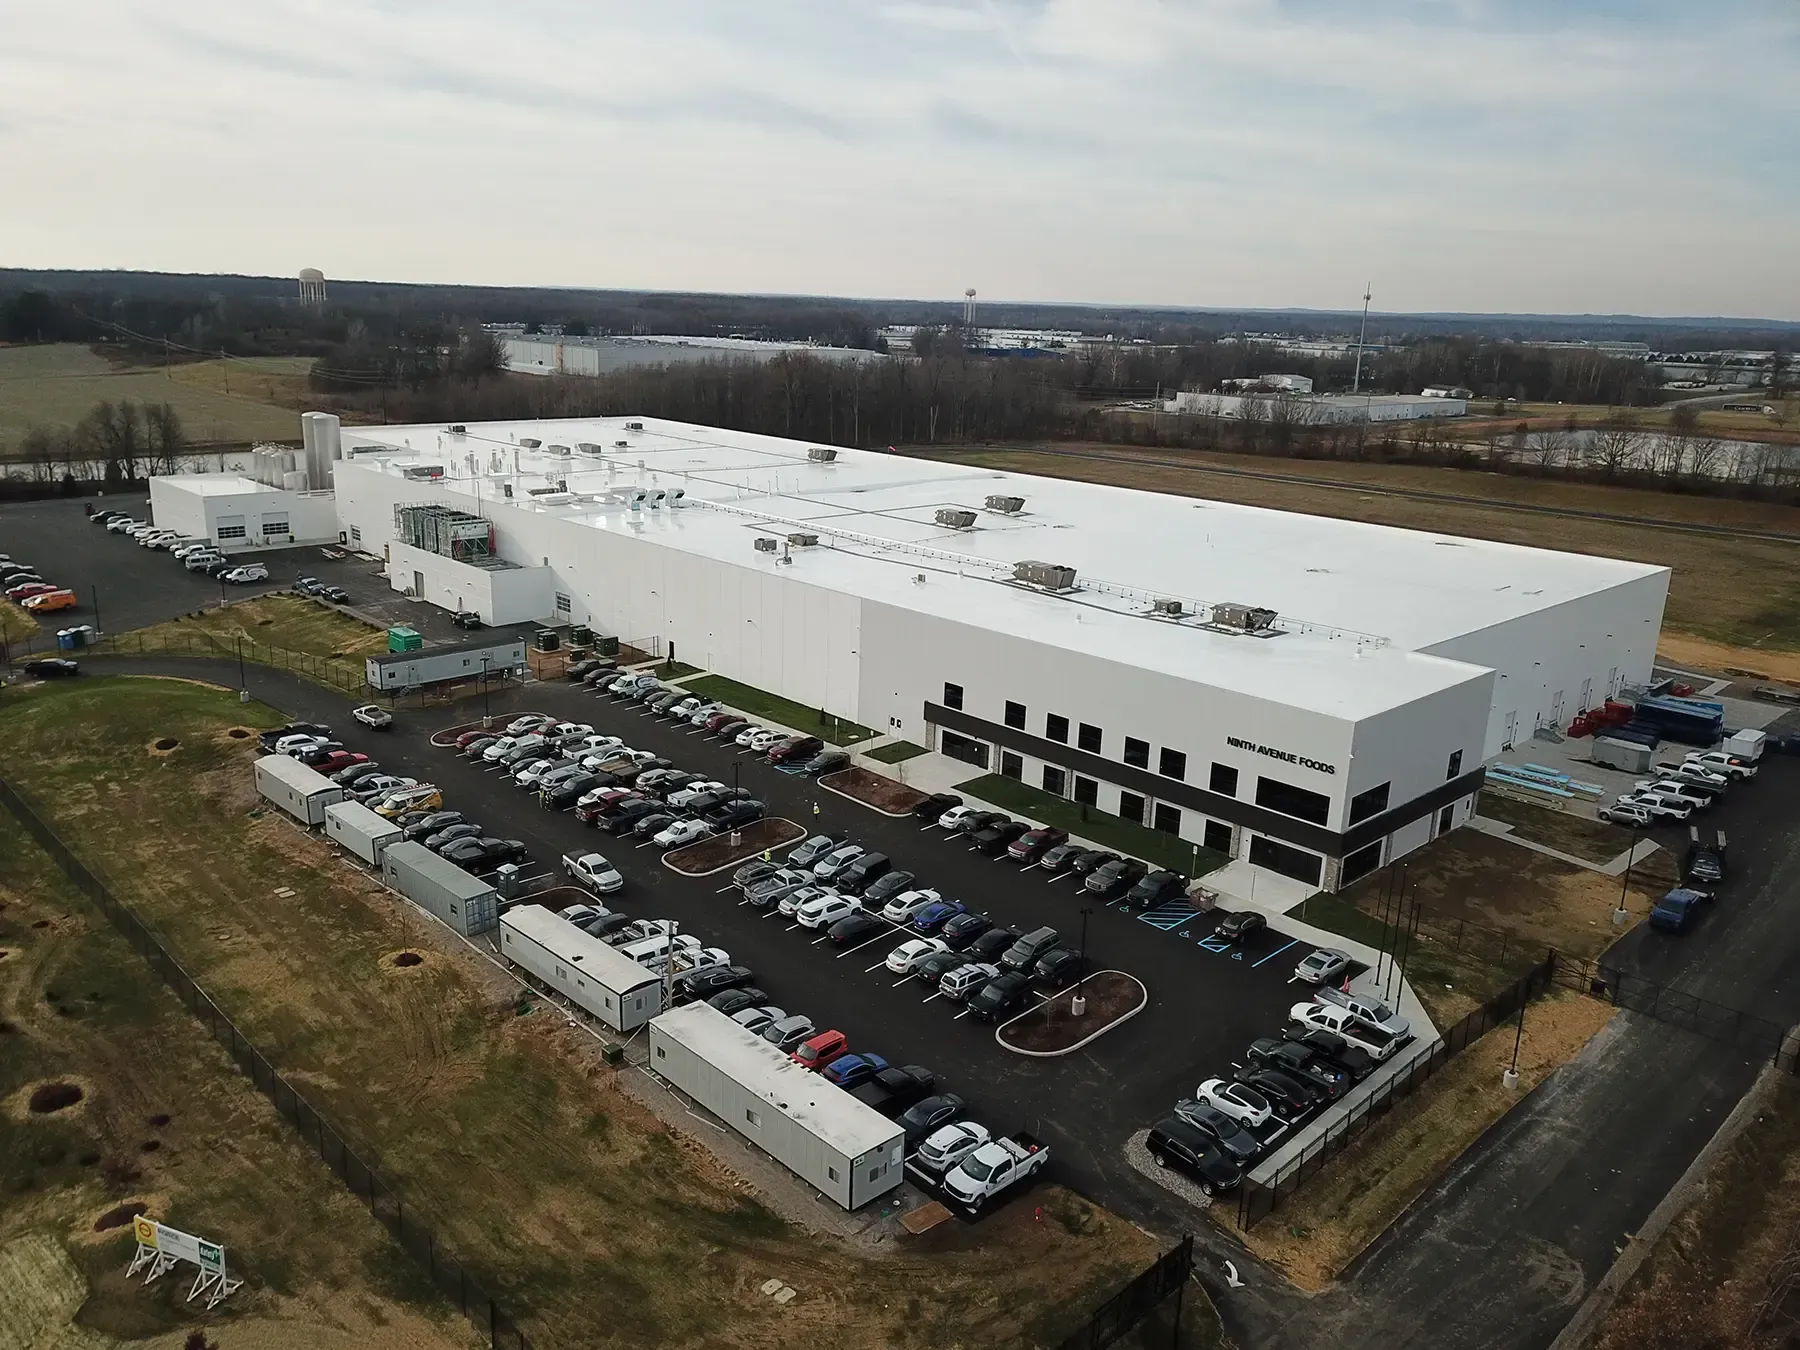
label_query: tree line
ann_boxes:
[8,399,189,486]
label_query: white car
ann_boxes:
[1293,947,1351,985]
[936,805,982,832]
[486,733,546,762]
[138,530,178,547]
[574,733,624,755]
[654,818,713,849]
[668,780,726,809]
[221,564,269,583]
[796,893,861,929]
[1598,801,1655,827]
[733,725,767,747]
[731,1005,786,1035]
[886,937,951,975]
[513,757,568,787]
[604,673,639,695]
[916,1121,992,1173]
[686,703,723,725]
[667,697,702,720]
[1684,750,1756,781]
[1196,1078,1274,1129]
[880,888,944,923]
[1290,1002,1400,1059]
[1663,763,1729,790]
[939,962,1000,1001]
[184,551,224,570]
[780,884,836,918]
[1315,986,1410,1038]
[548,721,594,743]
[563,852,624,894]
[747,728,785,753]
[127,523,158,538]
[812,843,866,881]
[558,902,604,924]
[674,945,732,973]
[273,733,328,754]
[506,714,554,735]
[106,516,141,533]
[1614,790,1691,822]
[169,541,210,559]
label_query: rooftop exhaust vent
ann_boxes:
[400,465,445,480]
[807,447,838,463]
[547,444,571,456]
[1210,602,1278,632]
[576,442,602,454]
[1014,560,1078,591]
[614,439,629,448]
[985,495,1026,514]
[647,490,667,508]
[624,421,645,432]
[667,488,685,506]
[1152,599,1186,617]
[449,424,467,434]
[754,537,779,553]
[785,532,819,547]
[518,437,542,449]
[935,508,979,530]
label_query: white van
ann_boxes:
[617,932,702,973]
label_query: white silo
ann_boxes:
[300,413,322,489]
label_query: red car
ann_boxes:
[767,736,824,765]
[704,711,740,733]
[1008,826,1070,864]
[313,750,370,775]
[791,1029,849,1073]
[455,728,494,750]
[6,581,57,601]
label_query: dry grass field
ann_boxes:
[0,676,1171,1350]
[126,593,391,660]
[0,345,303,454]
[929,443,1800,658]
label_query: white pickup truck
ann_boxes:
[562,851,624,895]
[941,1132,1048,1210]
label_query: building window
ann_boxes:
[216,524,247,541]
[1072,775,1099,806]
[1160,748,1187,781]
[1118,792,1144,824]
[1248,835,1323,886]
[1348,782,1391,826]
[1077,723,1102,754]
[745,1108,761,1127]
[827,1166,839,1182]
[1123,737,1150,769]
[1203,820,1233,854]
[868,1168,880,1183]
[943,682,963,711]
[350,525,362,545]
[1210,762,1238,797]
[1000,751,1023,779]
[1045,714,1069,744]
[260,516,289,536]
[1153,804,1181,834]
[554,592,572,613]
[1254,775,1331,826]
[1004,700,1026,730]
[1340,839,1382,886]
[1439,804,1455,834]
[940,729,989,769]
[655,1046,665,1059]
[1447,750,1463,780]
[1042,766,1066,796]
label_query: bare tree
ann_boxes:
[1525,424,1570,472]
[142,402,188,476]
[1685,434,1726,483]
[1588,418,1644,479]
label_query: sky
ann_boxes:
[4,0,1798,319]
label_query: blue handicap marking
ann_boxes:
[1195,935,1234,953]
[1230,950,1246,961]
[1177,928,1192,939]
[1139,902,1200,932]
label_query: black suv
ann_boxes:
[439,837,528,870]
[673,965,756,1004]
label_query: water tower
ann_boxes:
[963,288,977,326]
[298,268,327,308]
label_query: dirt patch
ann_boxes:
[147,736,181,756]
[1659,633,1800,685]
[821,765,927,814]
[93,1200,149,1231]
[224,726,256,740]
[138,1139,161,1153]
[998,972,1145,1054]
[392,951,424,968]
[1232,990,1616,1290]
[664,817,807,875]
[149,1112,171,1126]
[1477,790,1636,865]
[28,1081,85,1115]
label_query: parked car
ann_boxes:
[917,1121,992,1173]
[969,928,1021,962]
[1125,870,1187,906]
[915,949,973,985]
[939,962,1001,1002]
[294,576,325,596]
[732,859,783,891]
[796,893,861,930]
[350,704,393,730]
[747,729,785,753]
[967,971,1032,1020]
[1007,827,1069,863]
[801,750,850,775]
[1194,1078,1273,1128]
[1287,1002,1400,1060]
[828,913,887,946]
[452,610,484,629]
[886,936,952,974]
[545,773,606,810]
[221,564,269,584]
[1037,841,1086,873]
[836,852,893,894]
[506,714,555,735]
[1314,985,1411,1038]
[1683,750,1756,782]
[730,1005,787,1036]
[1145,1118,1245,1196]
[911,900,967,935]
[1649,886,1714,934]
[22,657,81,678]
[1293,947,1352,985]
[879,888,943,923]
[935,804,985,832]
[791,1029,850,1072]
[654,818,713,849]
[970,820,1030,856]
[760,1015,817,1052]
[1032,947,1082,988]
[788,833,846,869]
[439,837,528,870]
[1000,926,1060,972]
[940,913,994,949]
[1069,849,1120,877]
[911,792,964,822]
[767,735,823,765]
[1235,1066,1322,1117]
[261,721,331,751]
[1170,1100,1262,1164]
[1281,1026,1376,1081]
[1246,1038,1349,1099]
[1214,910,1267,944]
[673,964,757,1004]
[708,988,772,1018]
[402,810,464,842]
[184,551,225,572]
[563,851,624,894]
[333,762,385,786]
[630,811,677,841]
[821,1052,889,1088]
[1085,858,1148,897]
[895,1093,966,1148]
[1598,800,1656,827]
[811,843,866,882]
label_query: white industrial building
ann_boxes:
[1164,390,1469,422]
[147,413,346,551]
[500,906,665,1033]
[320,414,1665,892]
[501,333,887,378]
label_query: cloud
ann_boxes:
[0,0,1795,317]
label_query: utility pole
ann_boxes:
[1073,905,1093,1016]
[90,584,101,639]
[1351,285,1372,395]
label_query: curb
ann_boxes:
[429,713,549,748]
[818,767,920,818]
[995,971,1148,1057]
[661,819,807,877]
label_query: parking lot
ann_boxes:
[236,667,1366,1220]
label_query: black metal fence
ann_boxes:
[1235,956,1557,1230]
[94,627,367,695]
[1549,954,1789,1059]
[1058,1234,1195,1350]
[0,776,536,1349]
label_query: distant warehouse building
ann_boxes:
[326,415,1667,893]
[1164,390,1468,422]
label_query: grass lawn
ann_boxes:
[0,676,1170,1349]
[657,659,702,679]
[100,593,386,694]
[0,344,302,455]
[0,811,468,1348]
[1476,789,1637,864]
[928,443,1800,658]
[680,674,878,745]
[1,602,39,646]
[954,773,1228,879]
[1232,990,1614,1290]
[866,740,928,764]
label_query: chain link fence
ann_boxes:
[0,775,536,1350]
[1057,1234,1196,1350]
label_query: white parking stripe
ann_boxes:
[921,991,943,1004]
[865,960,890,973]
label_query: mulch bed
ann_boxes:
[663,818,806,875]
[997,972,1144,1054]
[821,766,926,814]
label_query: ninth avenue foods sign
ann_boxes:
[1225,736,1338,775]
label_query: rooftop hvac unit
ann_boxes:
[667,488,685,506]
[449,424,467,434]
[785,532,819,547]
[647,490,667,508]
[807,447,838,463]
[628,490,647,510]
[985,495,1026,514]
[935,508,978,529]
[1152,599,1185,617]
[502,484,514,498]
[548,444,572,456]
[614,439,630,448]
[754,537,779,553]
[624,421,644,431]
[1211,602,1278,632]
[400,464,445,480]
[519,437,542,449]
[1014,560,1078,590]
[576,442,602,454]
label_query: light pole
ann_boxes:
[1614,827,1638,926]
[1073,905,1093,1016]
[480,656,492,728]
[1504,991,1527,1089]
[235,634,248,703]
